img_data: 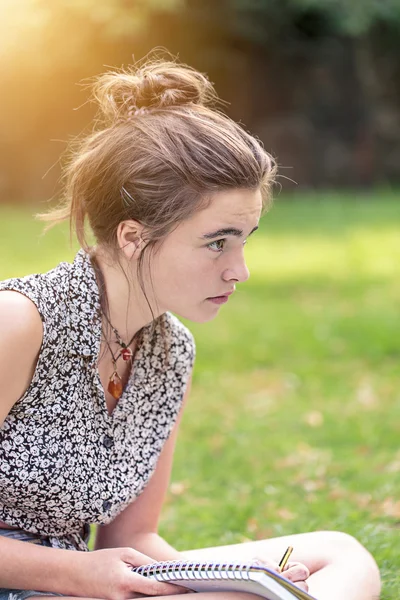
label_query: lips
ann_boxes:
[208,291,234,299]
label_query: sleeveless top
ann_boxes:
[0,250,195,550]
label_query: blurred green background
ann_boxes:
[2,0,400,199]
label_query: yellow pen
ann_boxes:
[278,545,293,572]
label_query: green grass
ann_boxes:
[1,191,399,598]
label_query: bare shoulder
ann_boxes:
[0,291,44,424]
[0,290,43,330]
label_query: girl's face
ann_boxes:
[148,188,262,323]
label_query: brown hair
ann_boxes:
[39,53,276,349]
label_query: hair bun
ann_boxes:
[92,57,218,124]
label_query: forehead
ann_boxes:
[189,188,263,230]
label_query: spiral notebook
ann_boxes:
[132,560,315,600]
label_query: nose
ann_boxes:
[222,249,250,283]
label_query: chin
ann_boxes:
[191,313,219,324]
[174,303,221,324]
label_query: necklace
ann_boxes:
[101,312,138,400]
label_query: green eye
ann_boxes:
[208,239,226,252]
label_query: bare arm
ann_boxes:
[0,292,80,593]
[0,291,43,427]
[0,534,187,597]
[0,535,90,594]
[95,376,192,560]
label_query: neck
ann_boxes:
[92,247,161,341]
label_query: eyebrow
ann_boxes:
[201,225,259,240]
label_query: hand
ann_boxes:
[280,561,310,593]
[252,556,310,593]
[72,547,188,600]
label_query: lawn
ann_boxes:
[1,191,399,598]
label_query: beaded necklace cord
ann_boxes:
[101,311,139,400]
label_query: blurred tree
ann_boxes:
[0,0,183,201]
[1,0,400,200]
[149,0,400,187]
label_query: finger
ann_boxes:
[293,581,309,592]
[129,573,189,596]
[281,562,310,582]
[286,561,310,579]
[121,547,158,566]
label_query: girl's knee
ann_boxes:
[314,530,364,553]
[315,530,371,557]
[323,531,380,591]
[315,531,380,577]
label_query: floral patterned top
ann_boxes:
[0,250,195,550]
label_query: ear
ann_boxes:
[116,220,146,260]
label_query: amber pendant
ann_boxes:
[108,371,123,400]
[120,347,133,362]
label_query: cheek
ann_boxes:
[154,250,216,297]
[172,256,210,290]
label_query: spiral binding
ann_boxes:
[133,560,314,600]
[134,560,253,582]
